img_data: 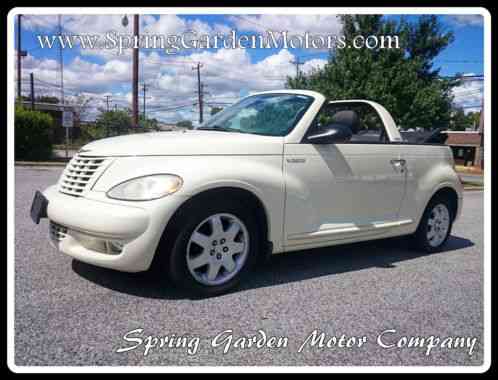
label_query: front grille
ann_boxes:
[58,155,106,196]
[50,221,68,242]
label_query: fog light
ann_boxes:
[72,231,124,255]
[77,234,108,253]
[108,240,125,254]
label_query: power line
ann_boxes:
[233,15,270,31]
[285,54,328,78]
[459,104,482,109]
[146,103,197,113]
[439,60,483,64]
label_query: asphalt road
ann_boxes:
[14,167,484,367]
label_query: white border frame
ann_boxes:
[7,6,492,373]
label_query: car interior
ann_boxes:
[311,102,389,143]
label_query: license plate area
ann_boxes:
[30,191,48,224]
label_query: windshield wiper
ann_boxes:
[197,126,248,133]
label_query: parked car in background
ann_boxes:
[31,90,463,296]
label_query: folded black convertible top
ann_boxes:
[400,128,448,144]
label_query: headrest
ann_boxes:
[330,110,360,134]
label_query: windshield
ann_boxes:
[196,93,314,136]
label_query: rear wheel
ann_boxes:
[414,197,454,253]
[159,198,260,296]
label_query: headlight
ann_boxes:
[106,174,183,201]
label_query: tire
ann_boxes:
[158,197,261,297]
[413,196,454,253]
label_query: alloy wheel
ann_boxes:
[426,203,450,247]
[186,213,249,286]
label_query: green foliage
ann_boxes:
[449,109,480,131]
[15,105,54,160]
[18,95,60,104]
[138,115,159,130]
[77,111,160,145]
[287,15,458,130]
[37,96,60,104]
[177,120,194,129]
[92,109,133,139]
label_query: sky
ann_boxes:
[14,13,485,124]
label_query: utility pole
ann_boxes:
[193,62,204,124]
[58,15,64,105]
[17,15,27,101]
[478,99,484,170]
[104,95,112,137]
[290,57,304,78]
[132,14,139,128]
[58,15,69,159]
[17,14,22,100]
[142,82,148,121]
[30,73,34,110]
[105,95,112,112]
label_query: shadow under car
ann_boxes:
[71,235,474,300]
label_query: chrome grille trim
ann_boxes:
[58,155,107,196]
[50,221,68,242]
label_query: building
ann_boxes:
[444,130,483,167]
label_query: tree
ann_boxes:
[91,109,132,138]
[67,94,93,125]
[17,95,59,104]
[287,15,458,130]
[210,106,223,116]
[37,96,60,104]
[138,115,159,130]
[176,120,193,129]
[15,105,54,160]
[449,109,480,131]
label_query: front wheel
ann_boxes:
[163,199,260,296]
[413,197,454,253]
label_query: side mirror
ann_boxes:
[306,123,352,144]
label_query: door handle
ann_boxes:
[390,159,406,165]
[390,158,406,173]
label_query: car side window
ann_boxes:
[308,102,389,143]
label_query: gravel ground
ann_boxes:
[14,167,484,367]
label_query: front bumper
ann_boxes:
[43,185,185,272]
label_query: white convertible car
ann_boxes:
[31,90,463,296]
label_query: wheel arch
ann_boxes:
[153,186,273,268]
[415,184,460,231]
[427,186,459,220]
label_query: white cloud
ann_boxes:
[446,15,483,27]
[21,46,323,122]
[451,73,484,113]
[19,14,333,122]
[22,15,59,31]
[302,58,327,73]
[230,14,342,36]
[23,14,223,61]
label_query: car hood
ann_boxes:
[79,130,284,157]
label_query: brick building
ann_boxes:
[444,131,483,167]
